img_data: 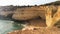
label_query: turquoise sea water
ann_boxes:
[0,20,24,34]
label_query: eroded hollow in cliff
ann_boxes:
[54,20,60,28]
[21,16,47,27]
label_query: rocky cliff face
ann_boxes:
[0,1,59,21]
[0,6,16,16]
[0,1,60,29]
[0,6,58,21]
[0,6,46,20]
[12,6,46,20]
[12,5,58,21]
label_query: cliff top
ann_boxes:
[0,1,60,11]
[41,1,60,6]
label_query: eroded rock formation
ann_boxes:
[12,6,46,20]
[0,1,60,28]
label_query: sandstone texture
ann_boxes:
[8,27,60,34]
[0,1,60,21]
[0,6,58,21]
[12,6,46,20]
[0,1,60,34]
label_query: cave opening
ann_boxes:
[54,20,60,28]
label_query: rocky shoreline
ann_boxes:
[8,27,60,34]
[0,1,60,34]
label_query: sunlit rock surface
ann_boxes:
[0,5,58,21]
[0,1,60,34]
[0,1,60,21]
[12,6,46,20]
[8,27,60,34]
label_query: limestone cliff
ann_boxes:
[12,6,46,20]
[0,1,59,21]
